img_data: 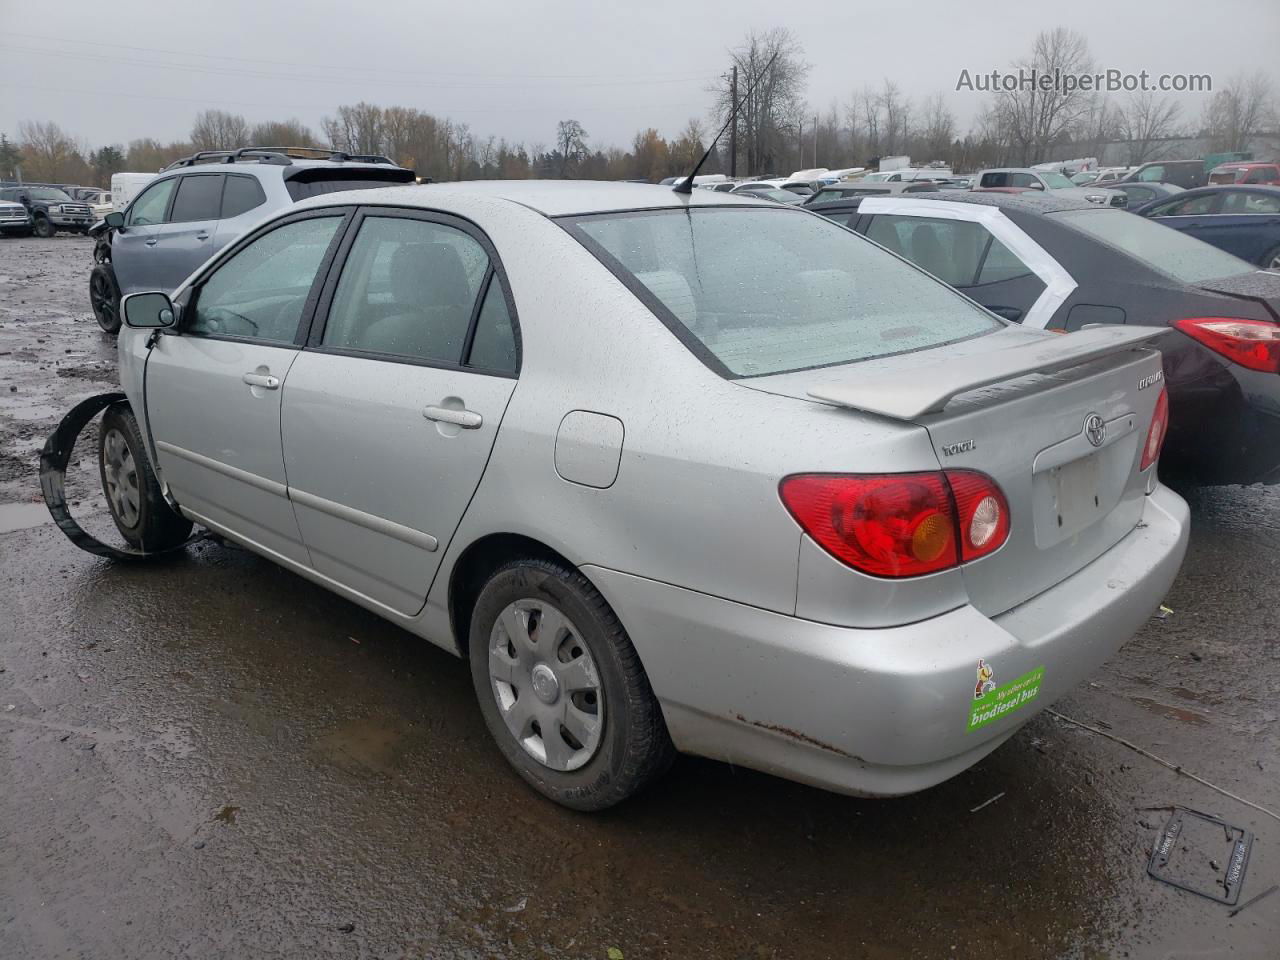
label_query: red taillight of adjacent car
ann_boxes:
[1174,317,1280,373]
[1140,387,1170,472]
[778,470,1010,578]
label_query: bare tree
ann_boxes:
[189,110,250,151]
[919,93,955,162]
[248,119,316,148]
[555,120,588,177]
[1117,92,1181,165]
[878,80,912,156]
[993,28,1097,164]
[1202,71,1274,153]
[858,85,882,157]
[17,121,89,182]
[322,103,385,155]
[712,28,811,175]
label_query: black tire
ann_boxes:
[468,558,674,811]
[98,403,193,551]
[32,215,55,239]
[89,264,122,334]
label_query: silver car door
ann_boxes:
[280,210,519,616]
[145,211,348,564]
[111,175,176,295]
[155,173,224,291]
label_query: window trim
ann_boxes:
[173,206,356,349]
[168,172,226,224]
[301,205,522,379]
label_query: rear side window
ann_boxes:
[126,178,175,226]
[866,215,982,287]
[284,169,416,202]
[169,175,224,223]
[1222,191,1280,214]
[466,278,518,374]
[567,207,1001,378]
[222,175,267,218]
[321,216,489,365]
[1052,208,1254,283]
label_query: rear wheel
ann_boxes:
[98,404,193,551]
[468,558,674,810]
[1263,244,1280,272]
[89,264,121,334]
[32,215,55,239]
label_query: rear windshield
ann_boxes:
[1051,208,1255,284]
[564,207,1001,377]
[284,168,416,202]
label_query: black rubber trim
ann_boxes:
[38,392,204,560]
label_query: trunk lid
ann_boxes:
[747,326,1169,616]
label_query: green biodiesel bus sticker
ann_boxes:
[967,661,1046,732]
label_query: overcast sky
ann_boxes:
[2,0,1277,153]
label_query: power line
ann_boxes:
[2,30,706,83]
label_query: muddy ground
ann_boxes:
[1,236,1277,959]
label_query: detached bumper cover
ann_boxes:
[584,484,1188,797]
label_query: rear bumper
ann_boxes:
[1165,365,1280,484]
[585,484,1189,798]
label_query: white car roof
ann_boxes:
[295,180,774,218]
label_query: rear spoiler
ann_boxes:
[808,326,1171,420]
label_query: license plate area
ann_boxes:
[1033,451,1107,547]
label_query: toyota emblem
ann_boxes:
[1085,413,1106,447]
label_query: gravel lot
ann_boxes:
[1,235,1277,959]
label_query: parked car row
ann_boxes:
[92,180,1189,812]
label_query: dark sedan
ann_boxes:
[808,192,1280,484]
[1135,185,1280,270]
[1107,181,1183,209]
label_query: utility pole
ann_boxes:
[729,65,737,178]
[813,113,819,167]
[798,116,803,168]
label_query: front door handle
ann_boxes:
[423,405,482,429]
[242,372,280,389]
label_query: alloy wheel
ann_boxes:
[90,273,116,327]
[101,427,140,528]
[487,598,604,771]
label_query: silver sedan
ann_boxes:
[108,181,1189,810]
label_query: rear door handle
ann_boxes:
[195,232,210,241]
[423,405,482,429]
[242,372,280,389]
[144,238,157,246]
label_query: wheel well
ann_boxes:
[448,533,575,656]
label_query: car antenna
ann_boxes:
[673,52,779,195]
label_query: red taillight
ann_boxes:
[1175,317,1280,373]
[779,470,1010,578]
[1140,387,1169,471]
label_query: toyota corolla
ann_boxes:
[96,181,1188,810]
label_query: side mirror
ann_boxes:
[104,211,125,229]
[18,193,30,205]
[122,291,176,329]
[1029,182,1046,191]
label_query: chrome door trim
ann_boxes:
[155,440,287,497]
[288,486,439,552]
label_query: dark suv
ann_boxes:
[0,185,94,237]
[89,146,416,333]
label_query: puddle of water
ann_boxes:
[0,501,52,533]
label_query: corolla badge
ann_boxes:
[1085,413,1106,447]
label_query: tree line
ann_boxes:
[2,27,1276,189]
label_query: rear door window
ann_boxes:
[1221,191,1280,215]
[221,175,267,218]
[865,215,989,286]
[169,175,225,223]
[126,178,176,226]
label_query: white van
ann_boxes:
[109,172,157,212]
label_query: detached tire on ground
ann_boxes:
[32,216,55,239]
[89,264,122,334]
[468,558,675,810]
[98,403,193,551]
